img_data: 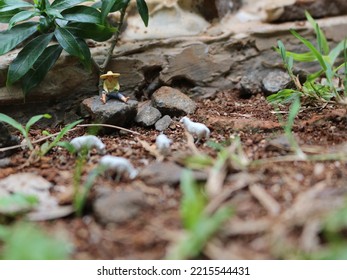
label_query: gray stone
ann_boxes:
[160,44,232,89]
[0,122,20,159]
[262,70,292,94]
[135,102,162,127]
[81,96,138,129]
[266,0,347,23]
[93,190,146,225]
[240,72,263,97]
[155,115,172,131]
[140,162,207,186]
[151,86,196,117]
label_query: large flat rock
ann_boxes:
[82,96,138,129]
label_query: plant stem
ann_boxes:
[98,6,128,94]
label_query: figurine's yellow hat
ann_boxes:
[100,71,120,79]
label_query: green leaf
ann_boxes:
[21,45,63,94]
[305,11,329,55]
[51,0,89,11]
[55,26,92,69]
[329,39,347,65]
[0,113,25,136]
[184,154,214,169]
[0,0,33,12]
[0,193,39,215]
[180,170,207,230]
[56,141,76,154]
[307,70,324,83]
[285,51,317,62]
[136,0,148,26]
[0,222,71,260]
[267,89,302,104]
[111,0,130,12]
[101,0,117,24]
[290,29,327,71]
[25,114,51,135]
[285,97,301,134]
[8,10,37,29]
[0,21,38,55]
[65,22,115,41]
[7,32,54,85]
[76,38,92,70]
[167,206,233,260]
[277,40,286,62]
[0,9,21,23]
[61,6,101,24]
[54,26,84,59]
[41,119,82,156]
[45,7,63,19]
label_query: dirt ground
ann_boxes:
[2,90,347,259]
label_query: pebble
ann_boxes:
[93,190,146,225]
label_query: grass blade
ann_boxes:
[0,113,25,135]
[305,11,329,55]
[290,29,327,71]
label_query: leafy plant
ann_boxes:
[0,193,39,216]
[72,148,106,216]
[268,11,347,105]
[0,222,71,259]
[166,170,233,260]
[0,112,82,156]
[39,119,82,156]
[0,112,51,150]
[272,97,306,159]
[0,0,149,95]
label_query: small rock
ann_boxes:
[266,0,347,23]
[93,190,146,225]
[0,157,10,168]
[0,122,20,158]
[240,72,263,97]
[81,96,138,130]
[135,103,162,127]
[140,162,207,187]
[0,173,59,217]
[262,70,291,94]
[0,173,52,192]
[155,115,172,131]
[151,86,196,117]
[265,134,292,152]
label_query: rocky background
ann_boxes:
[0,0,347,125]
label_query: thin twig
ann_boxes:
[100,6,127,73]
[251,153,347,167]
[77,124,141,135]
[0,123,140,153]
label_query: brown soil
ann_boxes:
[2,91,347,259]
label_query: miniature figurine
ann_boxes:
[70,135,106,155]
[99,155,138,181]
[100,71,130,104]
[155,133,172,156]
[180,116,210,144]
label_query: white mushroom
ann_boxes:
[180,116,210,143]
[99,155,138,181]
[155,133,172,155]
[70,135,106,155]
